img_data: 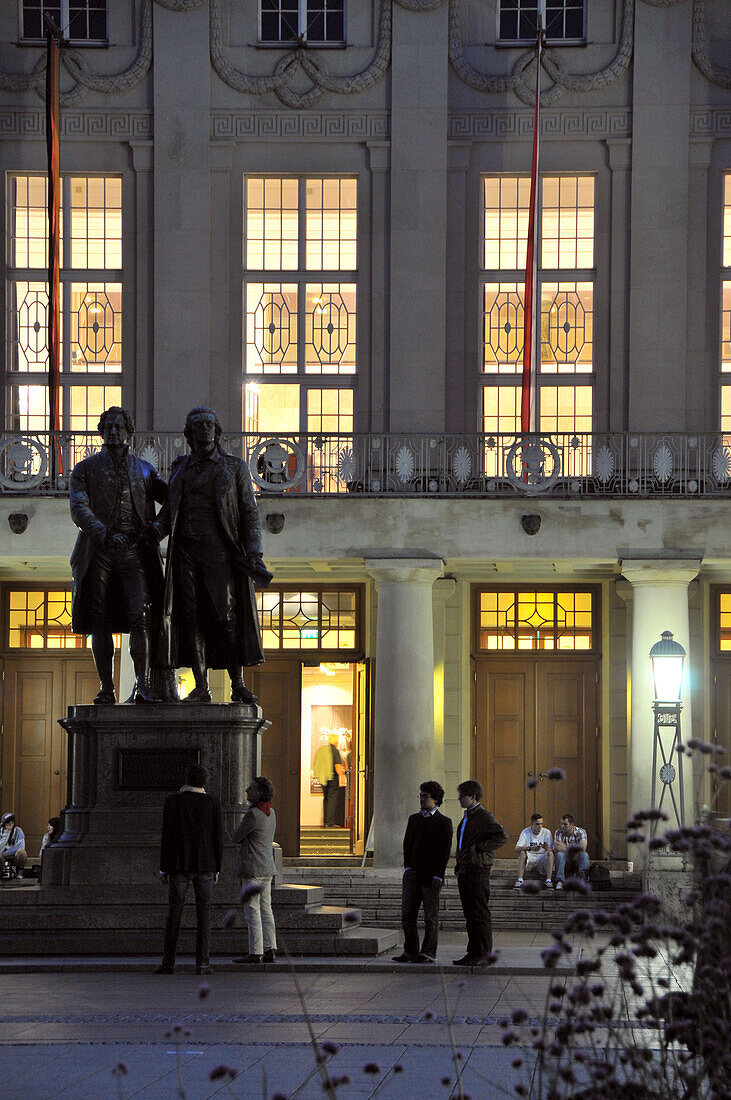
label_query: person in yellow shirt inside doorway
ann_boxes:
[313,732,346,827]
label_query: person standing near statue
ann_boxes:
[150,407,272,703]
[69,407,167,704]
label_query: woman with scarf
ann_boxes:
[232,776,277,964]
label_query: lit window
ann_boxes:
[481,175,595,450]
[256,587,360,652]
[244,176,356,449]
[478,588,594,651]
[260,1,345,45]
[6,175,122,431]
[21,1,108,45]
[498,1,585,43]
[6,587,119,649]
[722,177,731,433]
[719,592,731,651]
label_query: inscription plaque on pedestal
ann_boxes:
[116,748,201,791]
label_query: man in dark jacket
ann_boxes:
[453,779,507,966]
[156,764,223,975]
[150,407,271,704]
[392,781,453,964]
[70,406,166,704]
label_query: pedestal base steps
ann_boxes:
[281,861,643,933]
[0,882,398,957]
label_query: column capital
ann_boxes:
[365,557,444,587]
[620,559,700,588]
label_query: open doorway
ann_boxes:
[300,662,354,856]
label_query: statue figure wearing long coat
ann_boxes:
[151,407,271,704]
[70,407,166,704]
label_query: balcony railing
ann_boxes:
[1,431,731,498]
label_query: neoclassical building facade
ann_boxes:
[0,0,730,865]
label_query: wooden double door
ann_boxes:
[711,661,731,819]
[474,658,599,853]
[1,655,101,855]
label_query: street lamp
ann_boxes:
[648,630,686,837]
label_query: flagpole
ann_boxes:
[520,5,544,436]
[45,15,63,479]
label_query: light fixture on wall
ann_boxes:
[648,630,687,840]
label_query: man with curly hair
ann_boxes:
[69,406,167,704]
[232,776,278,965]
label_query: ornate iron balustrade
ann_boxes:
[1,430,731,498]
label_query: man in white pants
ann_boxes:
[232,777,277,964]
[514,812,554,889]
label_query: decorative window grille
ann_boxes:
[721,176,731,435]
[256,587,360,652]
[260,0,345,44]
[21,1,108,44]
[480,175,595,475]
[6,175,122,431]
[244,176,356,453]
[6,588,119,649]
[498,1,585,43]
[477,588,595,652]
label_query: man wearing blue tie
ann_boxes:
[453,780,508,966]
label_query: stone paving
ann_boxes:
[0,932,684,1099]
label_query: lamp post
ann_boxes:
[648,630,686,838]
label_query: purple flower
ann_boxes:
[209,1065,237,1081]
[343,909,360,924]
[112,1063,128,1077]
[363,1063,380,1075]
[272,1093,289,1100]
[239,881,263,902]
[526,777,539,789]
[422,1010,434,1021]
[198,983,210,1000]
[511,1008,529,1024]
[549,983,565,997]
[222,908,237,928]
[482,951,498,966]
[501,1030,517,1046]
[393,1064,404,1074]
[330,1076,349,1089]
[547,767,566,781]
[564,876,590,895]
[542,946,563,969]
[626,832,646,844]
[521,879,541,894]
[320,1041,340,1056]
[512,1057,523,1069]
[441,1076,451,1086]
[718,765,731,780]
[686,738,718,755]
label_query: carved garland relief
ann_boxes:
[0,0,729,110]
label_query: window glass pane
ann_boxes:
[69,176,122,270]
[6,588,92,649]
[542,176,594,269]
[539,386,592,475]
[482,386,520,476]
[307,388,353,492]
[6,385,49,433]
[257,587,359,651]
[245,178,299,271]
[10,176,48,268]
[722,282,731,373]
[479,590,516,650]
[9,281,50,372]
[305,283,356,373]
[69,385,121,431]
[245,283,298,373]
[306,178,357,271]
[478,588,593,651]
[484,177,530,270]
[540,282,592,373]
[719,592,731,651]
[22,1,62,40]
[725,175,731,267]
[721,386,731,437]
[245,382,300,433]
[69,283,122,372]
[484,283,524,372]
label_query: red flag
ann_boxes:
[46,30,61,467]
[520,28,542,435]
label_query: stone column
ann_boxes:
[365,558,444,865]
[621,560,699,860]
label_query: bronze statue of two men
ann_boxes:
[69,406,272,705]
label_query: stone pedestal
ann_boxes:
[42,703,269,887]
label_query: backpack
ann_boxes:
[587,862,611,892]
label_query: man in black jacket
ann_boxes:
[453,779,507,967]
[156,764,223,975]
[392,781,453,964]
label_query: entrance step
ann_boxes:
[299,828,351,857]
[281,864,643,933]
[0,882,398,958]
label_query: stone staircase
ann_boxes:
[299,827,351,857]
[0,881,398,957]
[281,861,643,933]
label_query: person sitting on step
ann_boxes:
[553,813,590,890]
[0,813,27,880]
[515,812,554,889]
